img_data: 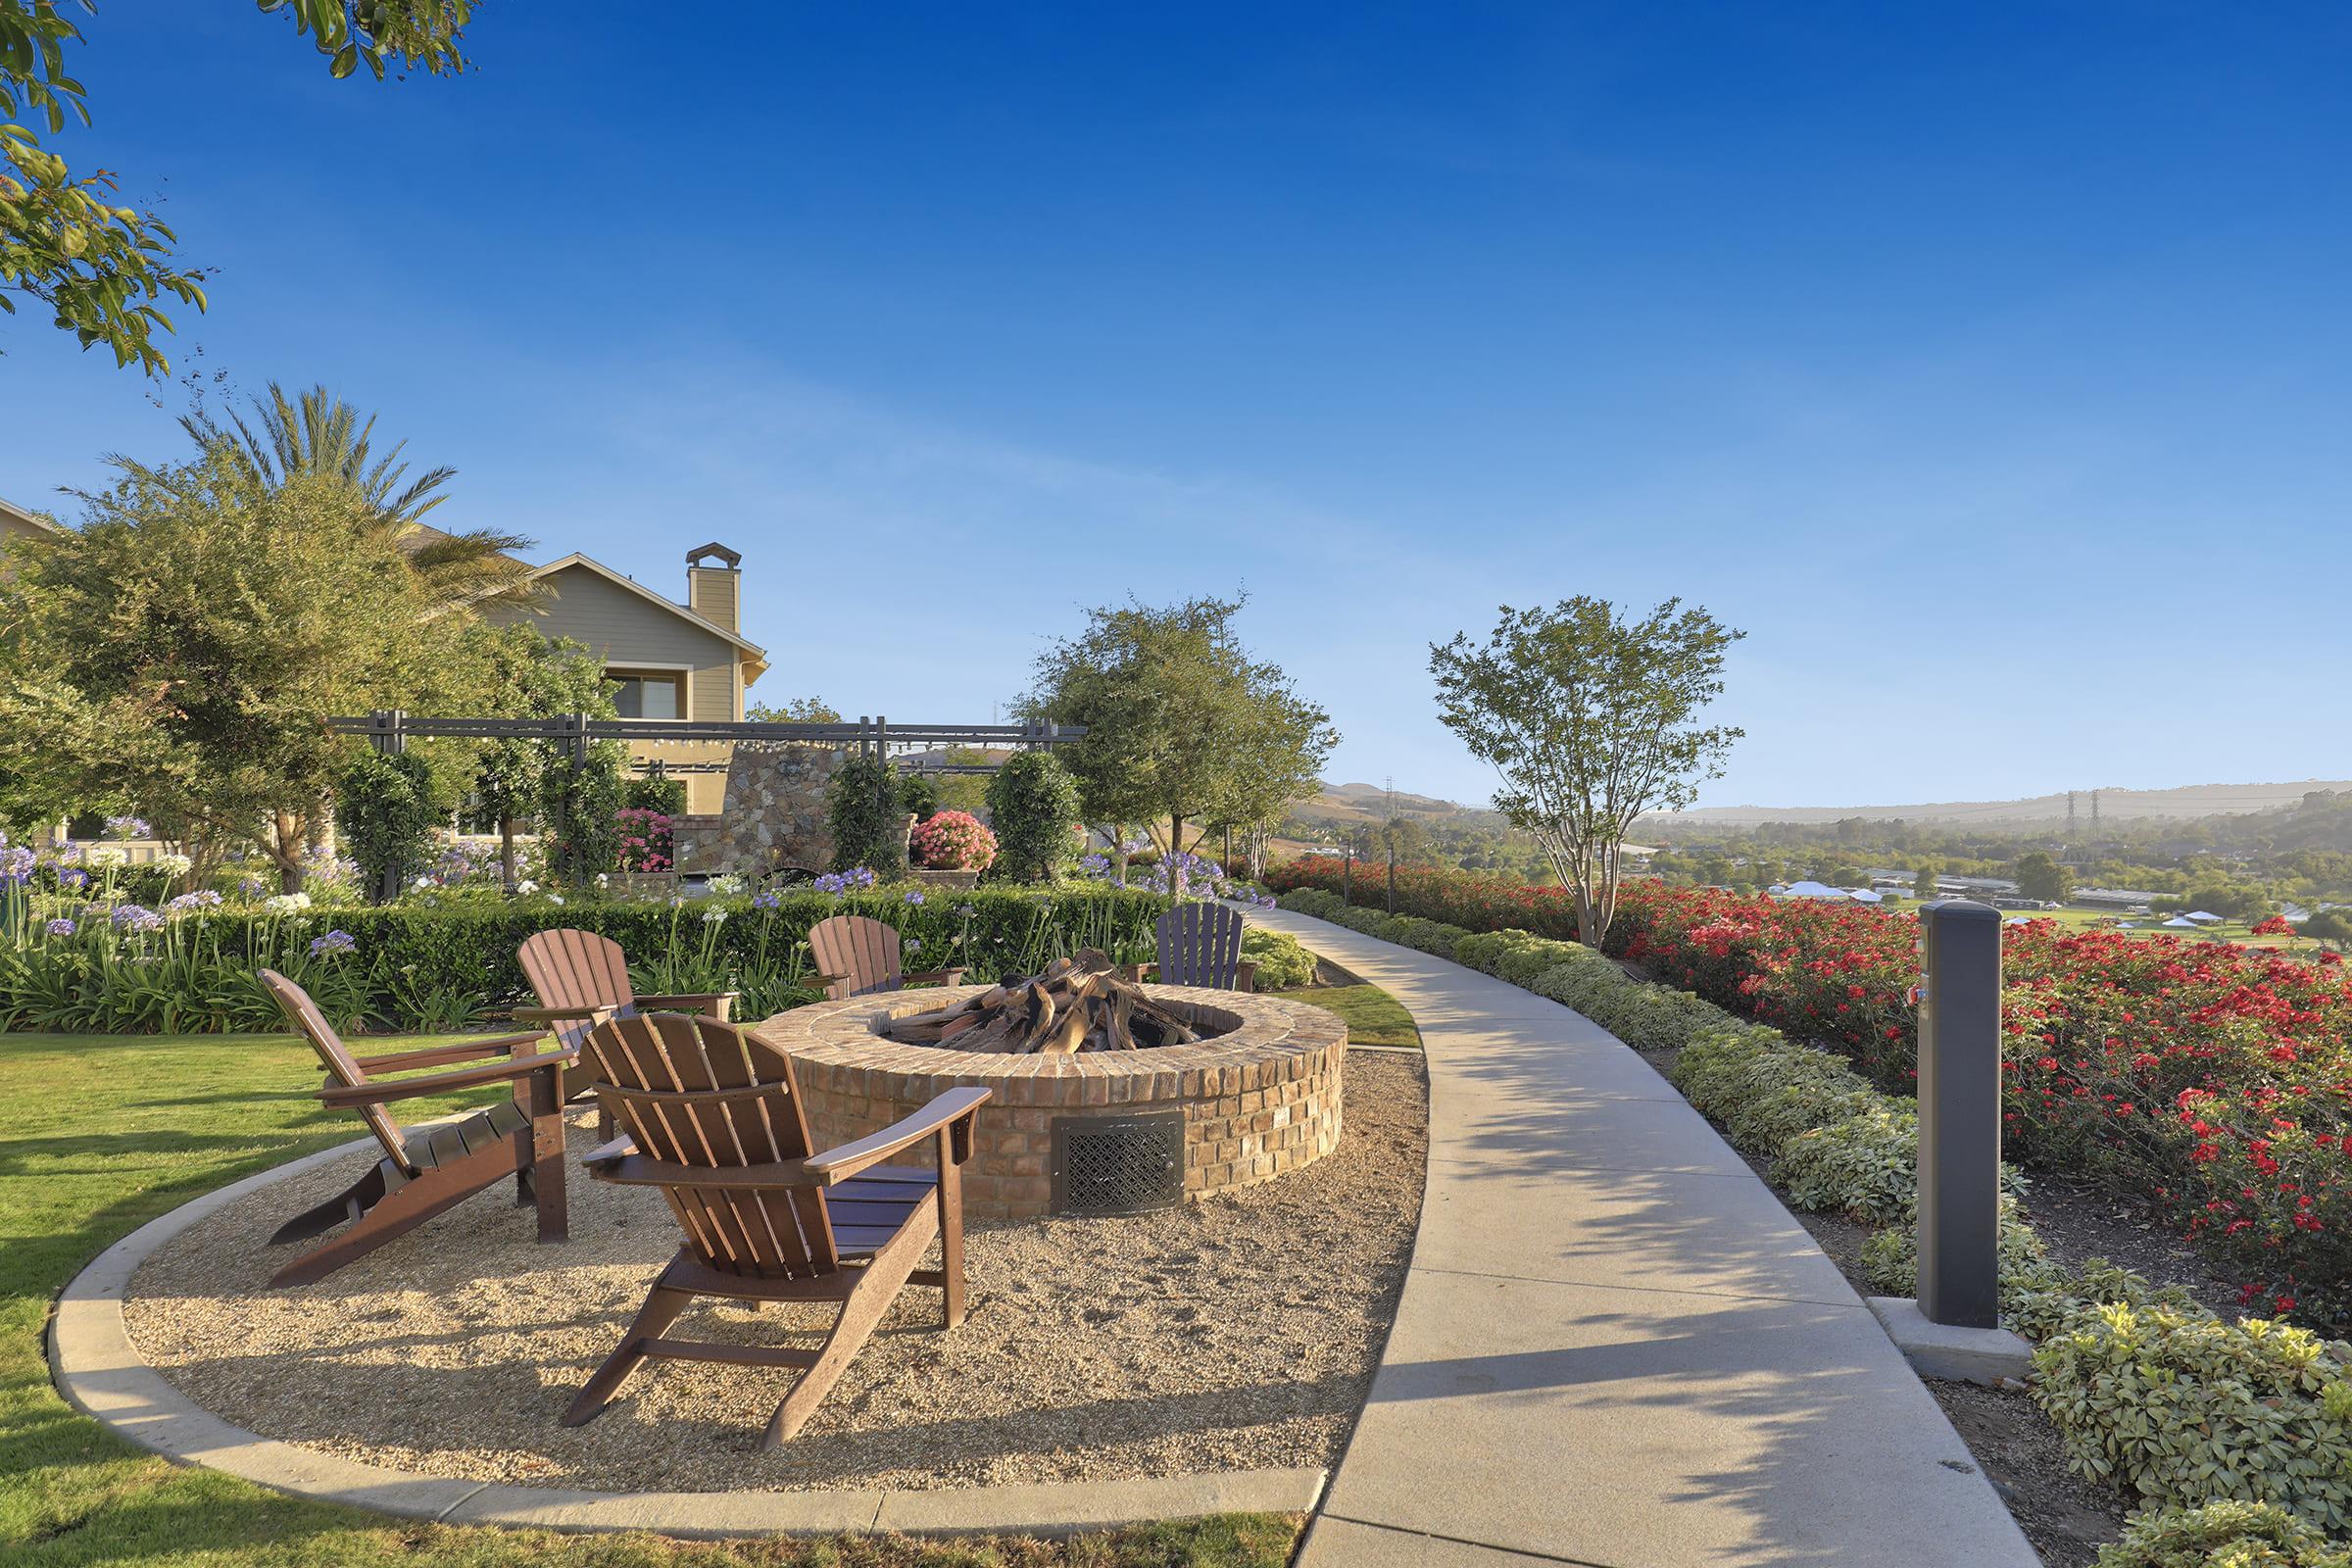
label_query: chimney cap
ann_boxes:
[685,542,742,568]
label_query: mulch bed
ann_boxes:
[122,1052,1428,1495]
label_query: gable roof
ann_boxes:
[0,495,62,535]
[525,553,768,681]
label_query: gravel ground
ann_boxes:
[124,1052,1428,1494]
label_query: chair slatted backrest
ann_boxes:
[1156,900,1247,988]
[584,1013,839,1280]
[518,928,639,1054]
[808,915,903,998]
[260,968,416,1174]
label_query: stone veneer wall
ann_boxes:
[671,743,848,875]
[756,987,1348,1220]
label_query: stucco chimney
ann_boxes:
[685,541,741,633]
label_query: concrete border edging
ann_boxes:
[47,1135,1326,1539]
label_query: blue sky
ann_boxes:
[5,2,2349,809]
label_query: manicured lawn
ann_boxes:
[0,1030,1299,1567]
[1268,984,1421,1051]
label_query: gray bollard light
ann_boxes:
[1916,899,2004,1330]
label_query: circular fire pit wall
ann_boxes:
[756,986,1348,1220]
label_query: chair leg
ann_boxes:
[526,1069,568,1243]
[269,1148,511,1289]
[935,1128,967,1329]
[270,1163,389,1246]
[564,1278,695,1426]
[763,1208,938,1448]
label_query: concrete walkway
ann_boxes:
[1250,906,2039,1568]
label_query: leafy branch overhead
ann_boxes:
[1431,597,1743,945]
[0,2,474,373]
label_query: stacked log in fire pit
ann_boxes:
[874,951,1213,1054]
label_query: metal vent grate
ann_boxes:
[1052,1111,1185,1216]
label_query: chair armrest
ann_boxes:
[318,1048,578,1107]
[903,968,967,987]
[583,1133,638,1165]
[587,1152,815,1190]
[1120,962,1156,984]
[804,1087,993,1184]
[349,1033,539,1073]
[634,992,737,1016]
[1234,959,1258,994]
[512,1004,619,1024]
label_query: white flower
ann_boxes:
[703,907,728,924]
[86,846,127,868]
[153,853,192,876]
[515,879,540,896]
[415,875,433,889]
[549,894,564,906]
[596,872,611,887]
[263,892,313,914]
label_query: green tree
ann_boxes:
[985,751,1083,884]
[2301,908,2352,951]
[826,753,907,875]
[1430,597,1744,946]
[337,749,437,903]
[1913,863,1940,901]
[747,696,844,723]
[1026,593,1335,863]
[120,383,537,612]
[468,624,614,889]
[1,2,472,373]
[0,456,488,889]
[2013,851,2075,905]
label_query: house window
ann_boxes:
[610,670,683,720]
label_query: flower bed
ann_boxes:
[1273,886,2352,1558]
[1265,858,2352,1319]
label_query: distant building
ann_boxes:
[2072,887,2164,910]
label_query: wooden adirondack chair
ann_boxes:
[514,928,738,1107]
[565,1011,990,1447]
[1123,900,1256,991]
[259,969,577,1289]
[808,913,967,1001]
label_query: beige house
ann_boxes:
[0,494,61,571]
[486,543,769,814]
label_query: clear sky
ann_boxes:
[4,3,2348,809]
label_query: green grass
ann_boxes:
[0,1030,1299,1567]
[1267,984,1421,1051]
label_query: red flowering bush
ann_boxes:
[909,809,997,871]
[613,808,672,872]
[2254,914,2296,937]
[1267,857,2352,1314]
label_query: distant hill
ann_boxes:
[1648,780,2352,828]
[1286,778,2352,833]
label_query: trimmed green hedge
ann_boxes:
[0,887,1167,1035]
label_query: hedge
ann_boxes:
[0,886,1167,1035]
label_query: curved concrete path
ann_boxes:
[1250,906,2038,1568]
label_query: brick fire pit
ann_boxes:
[756,986,1347,1220]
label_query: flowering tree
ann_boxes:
[1430,597,1742,947]
[910,809,997,871]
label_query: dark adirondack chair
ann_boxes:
[259,969,577,1289]
[1124,900,1256,991]
[515,928,738,1108]
[808,913,967,1001]
[565,1011,990,1447]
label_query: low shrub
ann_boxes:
[2093,1500,2352,1568]
[984,752,1082,883]
[1242,927,1315,991]
[2034,1305,2352,1533]
[1778,1102,1925,1224]
[1858,1201,2050,1302]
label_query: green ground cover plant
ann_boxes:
[0,1028,1298,1567]
[1266,983,1421,1052]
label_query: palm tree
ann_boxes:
[107,382,539,612]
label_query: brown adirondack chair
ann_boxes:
[565,1011,990,1447]
[514,928,738,1107]
[1123,900,1256,991]
[808,913,966,1001]
[259,969,577,1289]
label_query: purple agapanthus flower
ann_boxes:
[309,929,357,957]
[753,889,781,909]
[0,845,33,883]
[904,889,925,906]
[59,866,89,890]
[906,937,923,954]
[111,905,164,933]
[44,917,74,937]
[813,871,846,895]
[165,890,222,915]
